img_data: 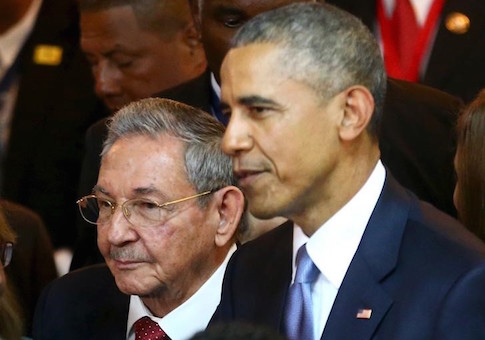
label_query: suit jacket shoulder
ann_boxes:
[33,264,129,340]
[154,70,212,113]
[213,176,485,339]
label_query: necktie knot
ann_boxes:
[134,316,170,340]
[294,244,319,284]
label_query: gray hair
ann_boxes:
[78,0,192,39]
[231,2,387,137]
[102,98,235,207]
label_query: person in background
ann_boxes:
[2,199,57,336]
[0,0,107,273]
[79,0,207,113]
[326,0,485,102]
[0,208,23,340]
[214,3,485,339]
[71,0,208,269]
[454,89,485,242]
[34,98,245,340]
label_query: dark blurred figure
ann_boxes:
[326,0,485,102]
[2,199,57,336]
[454,89,485,242]
[0,0,107,269]
[0,205,23,340]
[191,322,288,340]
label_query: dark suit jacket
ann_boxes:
[2,200,57,336]
[326,0,485,102]
[212,175,485,339]
[69,72,460,269]
[33,264,129,340]
[1,0,107,249]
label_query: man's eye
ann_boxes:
[136,201,159,210]
[249,106,269,115]
[115,60,133,69]
[223,16,245,28]
[97,199,112,209]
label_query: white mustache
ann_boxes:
[110,246,151,262]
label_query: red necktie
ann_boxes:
[391,0,420,77]
[134,316,171,340]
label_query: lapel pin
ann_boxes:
[33,45,63,66]
[445,12,470,35]
[356,308,372,319]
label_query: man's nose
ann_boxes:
[222,112,254,156]
[94,60,121,97]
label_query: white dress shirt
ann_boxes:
[291,160,386,339]
[126,244,237,340]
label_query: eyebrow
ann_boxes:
[221,95,282,111]
[92,185,164,198]
[238,95,280,107]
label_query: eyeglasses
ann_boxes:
[76,191,213,228]
[0,242,13,267]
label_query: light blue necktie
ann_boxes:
[283,244,320,340]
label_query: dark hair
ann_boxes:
[455,89,485,241]
[231,2,387,138]
[0,208,22,340]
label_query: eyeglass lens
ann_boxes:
[0,242,13,267]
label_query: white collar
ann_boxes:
[127,244,237,340]
[210,72,221,100]
[381,0,435,26]
[292,160,386,288]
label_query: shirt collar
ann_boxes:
[127,244,237,340]
[210,73,221,100]
[292,160,386,288]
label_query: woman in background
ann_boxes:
[454,89,485,242]
[0,209,23,340]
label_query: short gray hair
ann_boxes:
[78,0,192,39]
[102,98,235,207]
[231,2,387,137]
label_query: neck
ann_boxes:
[141,249,227,317]
[293,142,380,236]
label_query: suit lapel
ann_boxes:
[322,175,411,340]
[89,266,131,339]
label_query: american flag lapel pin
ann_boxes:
[356,308,372,319]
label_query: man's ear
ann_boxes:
[212,186,245,247]
[338,85,375,141]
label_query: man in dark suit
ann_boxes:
[214,3,485,339]
[0,0,107,257]
[71,0,461,270]
[326,0,485,102]
[34,98,245,339]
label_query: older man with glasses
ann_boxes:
[33,98,245,340]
